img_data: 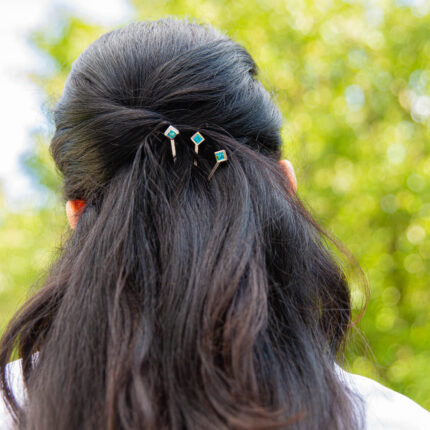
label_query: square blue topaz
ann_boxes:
[215,150,227,162]
[164,125,179,139]
[191,132,205,145]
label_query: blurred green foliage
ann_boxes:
[1,0,429,409]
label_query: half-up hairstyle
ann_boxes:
[0,18,364,430]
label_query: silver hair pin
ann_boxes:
[208,150,228,181]
[190,131,205,166]
[164,125,180,161]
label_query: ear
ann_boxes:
[279,159,297,193]
[66,200,86,230]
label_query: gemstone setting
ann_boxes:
[191,132,205,146]
[164,125,179,139]
[215,150,227,162]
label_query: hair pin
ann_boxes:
[190,131,205,166]
[164,125,180,161]
[208,150,228,181]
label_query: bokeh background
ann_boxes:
[1,0,429,410]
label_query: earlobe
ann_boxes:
[279,159,297,193]
[66,200,86,230]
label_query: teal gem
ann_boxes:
[215,150,227,162]
[164,125,179,139]
[191,132,205,145]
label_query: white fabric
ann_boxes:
[336,365,430,429]
[0,359,26,430]
[1,359,430,429]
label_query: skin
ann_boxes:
[65,199,86,230]
[66,159,297,230]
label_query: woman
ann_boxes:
[0,18,429,430]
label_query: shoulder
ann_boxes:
[336,364,430,430]
[0,358,26,429]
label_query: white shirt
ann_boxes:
[1,359,430,429]
[336,365,430,429]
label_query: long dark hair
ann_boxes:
[0,18,364,429]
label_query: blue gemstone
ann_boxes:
[191,132,204,145]
[215,151,226,162]
[164,125,179,139]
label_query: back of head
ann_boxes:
[0,18,363,430]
